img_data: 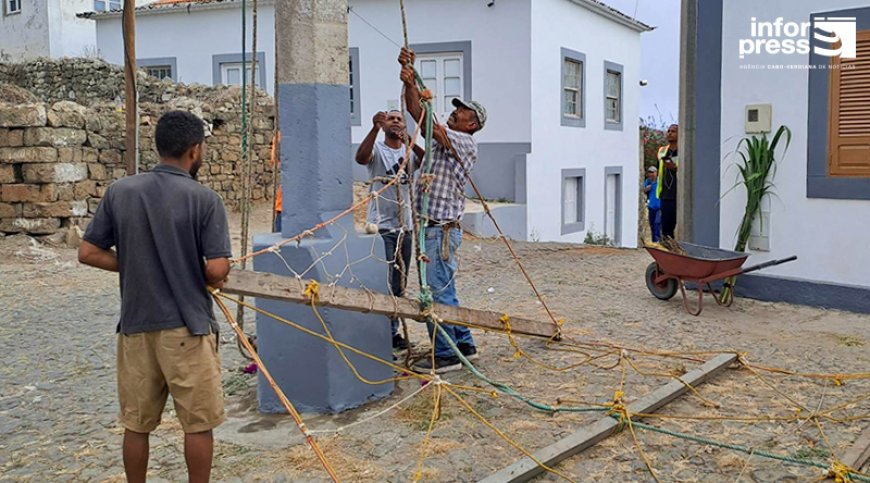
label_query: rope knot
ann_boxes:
[827,460,856,483]
[304,280,320,304]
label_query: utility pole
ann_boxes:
[122,0,138,175]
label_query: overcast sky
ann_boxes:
[604,0,681,126]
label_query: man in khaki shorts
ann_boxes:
[79,110,232,482]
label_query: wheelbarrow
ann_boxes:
[644,241,797,315]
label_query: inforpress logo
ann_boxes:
[739,17,857,59]
[813,17,857,58]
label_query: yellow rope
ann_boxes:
[413,381,443,482]
[442,385,577,482]
[211,290,341,482]
[305,281,414,386]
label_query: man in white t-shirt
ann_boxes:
[355,110,418,352]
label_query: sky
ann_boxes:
[604,0,681,126]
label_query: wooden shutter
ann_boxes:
[829,30,870,177]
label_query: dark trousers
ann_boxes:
[648,207,661,242]
[380,230,413,337]
[660,199,677,239]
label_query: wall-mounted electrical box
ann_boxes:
[745,104,772,134]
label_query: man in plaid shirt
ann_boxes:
[399,47,488,374]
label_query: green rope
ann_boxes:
[625,419,870,482]
[435,324,604,414]
[435,322,868,482]
[414,72,436,312]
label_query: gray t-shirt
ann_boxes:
[83,164,232,335]
[366,141,413,232]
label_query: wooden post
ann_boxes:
[122,0,138,175]
[824,427,870,481]
[222,271,560,339]
[479,353,737,483]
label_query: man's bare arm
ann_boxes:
[78,240,119,272]
[205,257,231,288]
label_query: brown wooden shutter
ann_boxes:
[828,30,870,177]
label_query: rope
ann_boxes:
[211,289,341,482]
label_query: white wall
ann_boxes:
[49,0,97,58]
[719,0,870,288]
[96,3,276,93]
[527,0,642,247]
[348,0,532,145]
[0,0,51,61]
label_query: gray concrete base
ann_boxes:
[252,214,393,414]
[461,203,527,240]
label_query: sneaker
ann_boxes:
[392,334,409,352]
[457,343,479,361]
[412,356,462,374]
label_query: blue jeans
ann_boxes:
[274,212,282,233]
[648,207,661,242]
[424,226,474,358]
[380,230,413,337]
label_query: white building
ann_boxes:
[84,0,651,247]
[686,0,870,312]
[0,0,152,61]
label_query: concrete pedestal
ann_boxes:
[253,215,392,413]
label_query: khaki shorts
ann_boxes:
[117,326,225,434]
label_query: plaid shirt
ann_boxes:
[417,127,478,222]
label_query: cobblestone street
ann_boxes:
[1,207,868,482]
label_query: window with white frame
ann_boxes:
[221,63,259,87]
[145,65,173,80]
[94,0,122,12]
[563,59,583,118]
[560,48,585,127]
[561,169,585,234]
[606,70,621,123]
[415,52,464,119]
[5,0,21,15]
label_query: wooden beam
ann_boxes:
[222,270,560,339]
[479,353,737,483]
[825,426,870,481]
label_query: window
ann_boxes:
[145,65,173,80]
[561,48,586,127]
[212,53,266,90]
[563,60,582,118]
[603,61,624,130]
[827,30,870,177]
[561,169,585,234]
[5,0,21,15]
[349,47,360,126]
[221,62,259,87]
[606,71,621,122]
[94,0,121,12]
[415,52,464,119]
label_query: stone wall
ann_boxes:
[0,57,276,237]
[0,57,248,106]
[0,99,275,237]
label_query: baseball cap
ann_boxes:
[451,98,487,130]
[647,166,658,173]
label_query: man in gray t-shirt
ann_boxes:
[355,110,419,351]
[79,110,231,482]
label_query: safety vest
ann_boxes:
[656,145,677,198]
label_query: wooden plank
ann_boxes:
[222,270,559,339]
[479,353,737,483]
[825,426,870,480]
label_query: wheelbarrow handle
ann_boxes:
[740,255,798,275]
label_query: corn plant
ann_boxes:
[722,125,791,302]
[733,125,791,252]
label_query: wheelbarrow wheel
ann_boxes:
[646,262,678,301]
